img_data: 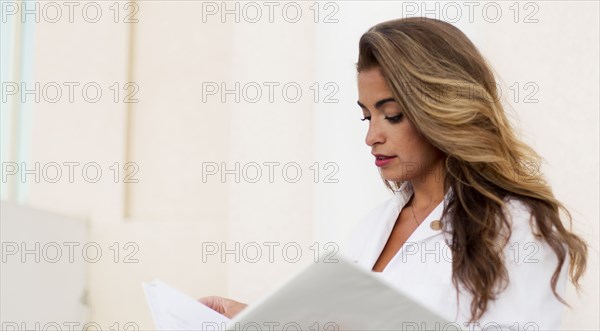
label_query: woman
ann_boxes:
[199,17,588,329]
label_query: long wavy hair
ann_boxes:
[356,17,588,323]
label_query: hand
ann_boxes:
[198,296,248,319]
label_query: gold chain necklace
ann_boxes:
[409,195,437,227]
[409,204,421,226]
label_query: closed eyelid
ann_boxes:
[380,101,403,113]
[386,113,403,119]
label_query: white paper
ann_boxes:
[143,254,459,331]
[143,280,230,330]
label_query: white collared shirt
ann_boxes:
[342,181,569,330]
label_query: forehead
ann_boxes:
[357,68,393,99]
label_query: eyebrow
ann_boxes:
[357,97,396,110]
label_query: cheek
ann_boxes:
[390,124,422,160]
[392,126,440,169]
[412,136,441,166]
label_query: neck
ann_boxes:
[409,159,447,210]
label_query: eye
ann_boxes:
[360,116,371,122]
[385,114,403,123]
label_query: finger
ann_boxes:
[222,300,247,319]
[198,296,223,313]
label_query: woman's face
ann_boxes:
[357,67,444,182]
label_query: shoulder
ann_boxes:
[499,195,562,270]
[500,195,559,250]
[501,196,535,240]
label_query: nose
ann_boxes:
[365,119,385,147]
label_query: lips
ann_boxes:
[373,154,396,167]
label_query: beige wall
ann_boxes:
[3,1,598,329]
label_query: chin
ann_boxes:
[380,170,406,182]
